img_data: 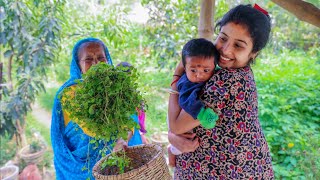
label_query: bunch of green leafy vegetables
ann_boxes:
[63,63,143,142]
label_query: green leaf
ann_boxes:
[4,50,13,58]
[290,158,297,167]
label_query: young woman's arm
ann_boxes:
[168,93,200,134]
[168,131,199,153]
[168,61,200,134]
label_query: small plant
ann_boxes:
[29,141,42,153]
[28,130,46,153]
[62,63,144,174]
[101,151,131,175]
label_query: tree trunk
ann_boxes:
[198,0,215,41]
[8,54,13,91]
[0,62,2,100]
[272,0,320,28]
[16,119,28,149]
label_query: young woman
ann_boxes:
[168,4,274,179]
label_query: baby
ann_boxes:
[168,38,219,167]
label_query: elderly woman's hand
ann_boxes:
[168,131,199,153]
[113,138,128,152]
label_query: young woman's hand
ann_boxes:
[173,61,185,77]
[168,131,199,153]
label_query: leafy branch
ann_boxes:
[0,0,64,148]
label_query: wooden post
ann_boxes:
[198,0,215,41]
[0,62,2,100]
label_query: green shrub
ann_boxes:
[254,49,320,178]
[0,133,16,166]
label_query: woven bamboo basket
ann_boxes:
[150,132,169,151]
[93,144,171,180]
[19,145,46,164]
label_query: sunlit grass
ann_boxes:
[36,87,59,112]
[138,69,172,136]
[26,114,51,145]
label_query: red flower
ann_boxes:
[194,162,201,171]
[235,112,241,118]
[217,102,225,109]
[236,91,245,101]
[246,152,253,160]
[237,122,245,130]
[213,135,218,140]
[220,153,226,161]
[182,160,187,168]
[217,80,224,87]
[205,156,211,161]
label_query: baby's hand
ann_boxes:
[197,108,218,129]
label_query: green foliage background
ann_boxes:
[1,0,319,178]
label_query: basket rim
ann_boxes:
[19,145,46,158]
[150,132,168,144]
[92,144,164,178]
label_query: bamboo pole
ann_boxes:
[0,62,2,100]
[198,0,215,41]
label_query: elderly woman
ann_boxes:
[51,38,142,179]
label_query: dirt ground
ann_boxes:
[31,103,51,129]
[31,104,55,179]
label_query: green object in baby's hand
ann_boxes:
[197,107,218,129]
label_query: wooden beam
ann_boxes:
[272,0,320,28]
[0,62,2,100]
[198,0,215,41]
